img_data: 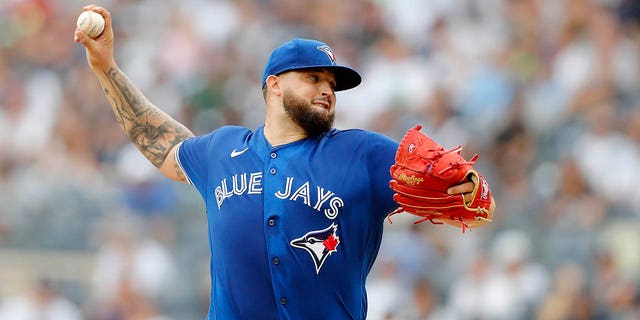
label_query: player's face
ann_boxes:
[281,70,337,136]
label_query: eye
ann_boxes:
[308,75,318,82]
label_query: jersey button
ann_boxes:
[268,219,275,226]
[270,152,277,159]
[269,168,277,175]
[273,257,280,265]
[280,298,287,305]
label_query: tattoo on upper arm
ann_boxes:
[173,160,188,183]
[102,67,193,168]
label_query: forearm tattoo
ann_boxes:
[101,67,194,168]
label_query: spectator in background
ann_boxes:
[591,249,640,319]
[572,101,640,209]
[1,0,639,318]
[535,263,592,320]
[394,278,453,319]
[447,251,493,319]
[88,214,178,306]
[0,278,82,320]
[448,229,550,320]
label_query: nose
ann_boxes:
[320,81,334,97]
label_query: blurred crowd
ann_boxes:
[1,0,640,319]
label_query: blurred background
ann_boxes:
[1,0,640,319]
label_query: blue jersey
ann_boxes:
[176,125,398,319]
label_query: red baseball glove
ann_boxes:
[388,125,493,233]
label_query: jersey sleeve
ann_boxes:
[366,132,399,221]
[176,133,215,195]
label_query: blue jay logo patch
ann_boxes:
[290,224,340,274]
[317,45,336,65]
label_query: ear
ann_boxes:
[265,75,282,96]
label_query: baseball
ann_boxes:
[76,10,105,39]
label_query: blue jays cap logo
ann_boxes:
[290,223,340,274]
[262,38,361,91]
[317,45,336,65]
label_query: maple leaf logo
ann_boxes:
[323,234,340,252]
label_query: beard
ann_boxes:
[282,89,334,137]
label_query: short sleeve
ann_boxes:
[176,133,215,195]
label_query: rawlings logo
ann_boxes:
[480,176,489,200]
[397,173,424,186]
[408,143,417,154]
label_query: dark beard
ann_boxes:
[283,89,334,137]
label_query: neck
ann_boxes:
[263,116,308,146]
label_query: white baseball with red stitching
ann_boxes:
[76,11,105,39]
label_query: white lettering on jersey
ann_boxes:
[248,172,263,194]
[313,187,335,211]
[275,177,294,199]
[274,177,343,219]
[232,174,247,195]
[325,197,344,219]
[215,173,343,218]
[215,172,263,209]
[220,178,233,198]
[215,178,235,209]
[215,186,225,209]
[289,182,311,206]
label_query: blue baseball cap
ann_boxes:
[261,38,362,91]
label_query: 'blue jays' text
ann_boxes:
[214,172,344,219]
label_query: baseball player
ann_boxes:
[75,5,495,320]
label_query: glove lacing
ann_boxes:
[388,146,480,232]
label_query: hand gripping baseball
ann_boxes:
[388,125,493,233]
[73,5,116,72]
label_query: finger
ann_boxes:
[447,181,474,195]
[74,28,91,45]
[463,192,473,204]
[82,4,99,11]
[87,6,111,34]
